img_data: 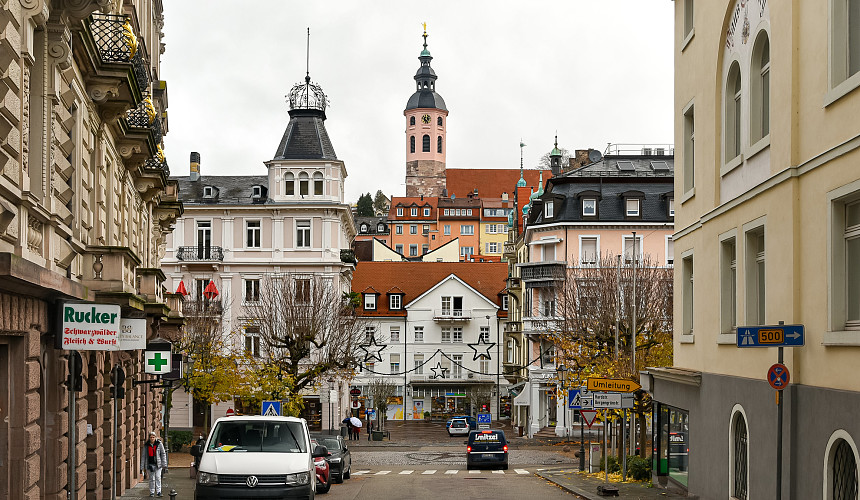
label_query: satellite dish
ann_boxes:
[588,149,603,164]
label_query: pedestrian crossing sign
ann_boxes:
[261,400,281,416]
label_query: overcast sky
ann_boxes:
[161,1,674,203]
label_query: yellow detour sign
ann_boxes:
[586,378,641,393]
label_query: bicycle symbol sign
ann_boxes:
[767,363,790,390]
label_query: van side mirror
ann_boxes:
[463,440,468,445]
[312,445,329,458]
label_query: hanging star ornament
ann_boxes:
[357,334,386,363]
[467,336,496,361]
[430,361,448,380]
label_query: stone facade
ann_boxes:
[405,159,446,197]
[0,1,182,498]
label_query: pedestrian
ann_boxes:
[140,431,168,497]
[343,414,354,441]
[189,435,205,478]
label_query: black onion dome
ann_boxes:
[273,76,338,160]
[405,31,447,111]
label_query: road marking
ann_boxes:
[422,470,436,475]
[444,470,458,474]
[399,470,414,475]
[492,470,504,474]
[469,469,481,474]
[375,471,391,475]
[515,469,530,475]
[353,470,370,475]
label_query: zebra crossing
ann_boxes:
[353,468,532,476]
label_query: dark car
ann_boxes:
[446,415,477,430]
[465,430,508,470]
[311,434,351,483]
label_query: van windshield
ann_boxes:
[208,421,308,453]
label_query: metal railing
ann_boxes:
[87,14,149,93]
[433,309,472,320]
[125,95,162,144]
[176,246,224,262]
[143,156,169,175]
[518,262,565,281]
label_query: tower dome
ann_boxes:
[405,28,447,111]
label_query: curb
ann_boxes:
[535,469,598,500]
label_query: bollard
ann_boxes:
[168,489,177,499]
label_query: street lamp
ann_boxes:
[327,378,335,434]
[557,365,567,441]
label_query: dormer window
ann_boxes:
[411,207,418,217]
[203,186,215,198]
[583,198,596,216]
[377,224,385,232]
[360,224,368,233]
[423,207,430,217]
[364,294,376,310]
[669,198,675,218]
[621,191,645,219]
[397,207,403,216]
[545,201,554,218]
[252,186,262,198]
[626,199,640,217]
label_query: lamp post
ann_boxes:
[328,378,335,434]
[557,365,567,441]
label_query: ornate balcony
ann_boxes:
[433,309,472,321]
[518,261,565,282]
[177,246,224,262]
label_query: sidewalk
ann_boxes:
[534,468,686,499]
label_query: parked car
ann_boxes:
[309,438,332,494]
[465,429,508,470]
[195,415,325,499]
[448,418,471,437]
[311,434,351,483]
[445,415,477,430]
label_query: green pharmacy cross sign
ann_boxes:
[144,350,172,375]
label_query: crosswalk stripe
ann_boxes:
[375,471,391,475]
[515,469,529,474]
[399,470,414,475]
[353,470,370,475]
[444,470,458,474]
[468,469,481,474]
[422,470,436,475]
[492,470,504,474]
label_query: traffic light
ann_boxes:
[111,366,126,399]
[67,351,83,392]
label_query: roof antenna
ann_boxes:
[305,27,311,83]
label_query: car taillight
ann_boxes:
[503,445,508,452]
[467,446,471,452]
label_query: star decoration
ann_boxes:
[467,336,496,361]
[430,361,448,380]
[357,335,386,363]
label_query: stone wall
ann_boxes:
[406,159,446,197]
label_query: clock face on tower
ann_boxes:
[421,114,431,124]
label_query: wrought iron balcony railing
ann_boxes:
[518,262,565,281]
[176,246,224,262]
[87,14,149,93]
[126,95,162,143]
[433,309,472,320]
[144,156,169,176]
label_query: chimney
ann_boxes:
[501,192,509,201]
[190,152,200,181]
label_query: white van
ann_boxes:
[194,415,327,499]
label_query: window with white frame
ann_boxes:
[424,207,430,217]
[745,228,765,326]
[441,327,451,343]
[467,209,472,216]
[444,225,451,235]
[410,225,417,234]
[203,186,214,198]
[829,0,860,96]
[414,354,424,374]
[364,326,375,343]
[452,354,463,378]
[410,244,418,256]
[299,172,309,196]
[423,225,429,234]
[506,339,515,364]
[669,198,675,217]
[378,223,385,232]
[390,354,400,374]
[313,171,324,196]
[244,279,260,303]
[545,201,554,218]
[244,325,261,358]
[667,237,675,266]
[721,237,737,333]
[453,327,463,343]
[296,278,311,303]
[581,237,598,265]
[623,236,642,264]
[682,254,694,335]
[444,209,450,216]
[422,244,429,254]
[845,200,860,329]
[582,198,597,217]
[390,294,402,310]
[751,32,770,143]
[461,225,474,235]
[480,358,489,374]
[411,207,418,216]
[486,242,500,253]
[296,220,311,248]
[397,207,403,216]
[731,411,749,500]
[395,244,403,254]
[626,198,640,217]
[460,247,474,257]
[390,326,400,342]
[825,431,859,499]
[502,295,508,311]
[683,0,694,40]
[414,326,424,342]
[396,225,403,234]
[479,326,490,343]
[365,362,375,373]
[364,293,376,310]
[683,103,695,193]
[359,224,368,233]
[726,62,742,162]
[246,220,261,248]
[285,173,295,195]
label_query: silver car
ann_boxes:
[447,418,470,437]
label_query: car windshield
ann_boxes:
[316,437,342,451]
[208,421,307,453]
[452,420,467,427]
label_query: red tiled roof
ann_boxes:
[352,261,509,318]
[388,197,439,220]
[445,169,551,199]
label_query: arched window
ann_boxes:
[313,171,324,196]
[437,136,442,153]
[726,62,742,161]
[422,134,430,152]
[284,172,295,196]
[825,431,859,500]
[437,116,443,126]
[377,224,385,232]
[298,172,309,196]
[731,411,749,500]
[410,116,415,126]
[410,135,415,153]
[751,32,770,143]
[360,224,367,233]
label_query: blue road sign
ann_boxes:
[261,400,281,416]
[737,325,805,347]
[569,389,581,409]
[477,413,491,424]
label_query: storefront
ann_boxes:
[301,396,322,431]
[653,402,689,488]
[412,387,471,421]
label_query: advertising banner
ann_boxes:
[61,304,121,350]
[118,318,147,350]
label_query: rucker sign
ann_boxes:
[61,304,121,350]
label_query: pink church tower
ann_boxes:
[405,26,448,197]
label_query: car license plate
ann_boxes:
[482,454,495,459]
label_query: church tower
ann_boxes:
[404,26,448,197]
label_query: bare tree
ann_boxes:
[538,147,572,171]
[241,274,368,412]
[367,378,397,432]
[467,385,494,416]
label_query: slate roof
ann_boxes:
[173,175,269,204]
[272,109,338,161]
[351,261,508,318]
[560,155,674,179]
[355,216,389,235]
[405,90,447,111]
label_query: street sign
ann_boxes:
[580,410,599,428]
[350,387,362,396]
[587,378,641,393]
[568,389,582,409]
[592,392,634,409]
[737,325,805,347]
[261,400,281,416]
[767,363,790,390]
[477,413,491,424]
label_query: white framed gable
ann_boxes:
[405,274,500,311]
